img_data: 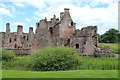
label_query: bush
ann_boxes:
[31,46,81,71]
[1,49,15,61]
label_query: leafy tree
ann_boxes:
[98,28,119,43]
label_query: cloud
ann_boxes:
[0,3,16,17]
[0,8,13,17]
[0,3,6,7]
[25,18,31,22]
[91,0,118,4]
[12,2,25,7]
[32,16,40,21]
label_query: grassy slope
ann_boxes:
[2,70,118,78]
[98,43,119,54]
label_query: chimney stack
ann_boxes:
[60,12,64,20]
[64,8,69,13]
[29,27,33,34]
[6,23,10,34]
[17,25,23,35]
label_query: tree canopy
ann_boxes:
[98,28,120,43]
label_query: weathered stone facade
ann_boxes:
[0,8,115,57]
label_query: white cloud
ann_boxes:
[25,18,31,22]
[64,4,117,34]
[8,5,16,14]
[0,18,2,21]
[0,3,6,7]
[0,3,16,17]
[12,2,25,7]
[22,0,47,9]
[0,8,13,17]
[91,0,118,4]
[32,16,40,21]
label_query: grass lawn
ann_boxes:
[2,70,118,78]
[98,43,119,54]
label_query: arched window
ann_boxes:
[75,43,79,49]
[49,27,53,34]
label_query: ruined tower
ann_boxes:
[17,25,23,35]
[6,23,10,34]
[4,23,10,48]
[59,8,75,38]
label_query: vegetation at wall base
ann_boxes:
[2,46,118,71]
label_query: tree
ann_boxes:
[99,28,119,43]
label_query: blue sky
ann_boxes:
[0,0,118,34]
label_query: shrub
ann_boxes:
[31,46,81,71]
[1,49,15,61]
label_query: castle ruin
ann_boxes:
[0,8,115,57]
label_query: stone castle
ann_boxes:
[0,8,115,57]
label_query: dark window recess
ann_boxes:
[71,22,74,26]
[23,36,25,39]
[84,42,86,45]
[14,38,16,41]
[67,39,70,45]
[49,27,53,34]
[76,43,79,49]
[38,23,39,27]
[15,44,17,48]
[29,44,31,47]
[94,30,97,33]
[18,46,21,48]
[14,35,17,41]
[9,38,12,43]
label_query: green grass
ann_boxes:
[98,43,119,54]
[78,57,118,70]
[2,70,118,78]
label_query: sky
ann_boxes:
[0,0,119,34]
